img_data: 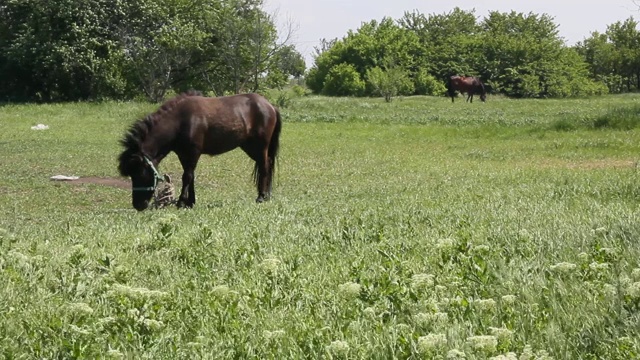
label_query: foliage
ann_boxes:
[0,0,304,102]
[307,7,619,99]
[365,63,413,102]
[322,63,365,96]
[576,17,640,93]
[413,69,447,96]
[2,95,640,358]
[0,0,130,101]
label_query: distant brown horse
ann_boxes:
[118,91,282,211]
[447,75,487,103]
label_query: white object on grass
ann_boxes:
[31,124,49,130]
[50,175,80,181]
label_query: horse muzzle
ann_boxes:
[133,199,150,211]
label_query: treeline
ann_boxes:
[307,8,640,99]
[0,0,305,102]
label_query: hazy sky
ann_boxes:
[265,0,639,67]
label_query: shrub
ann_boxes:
[366,66,414,102]
[414,70,447,96]
[322,63,365,96]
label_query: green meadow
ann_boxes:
[1,94,640,359]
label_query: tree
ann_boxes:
[273,45,306,79]
[366,58,413,101]
[0,0,129,101]
[577,17,640,93]
[0,0,302,102]
[399,7,480,79]
[322,63,365,96]
[306,17,421,97]
[477,11,605,97]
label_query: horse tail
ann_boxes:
[447,76,457,101]
[253,107,282,193]
[269,108,282,175]
[477,78,487,101]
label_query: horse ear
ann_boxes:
[164,174,172,183]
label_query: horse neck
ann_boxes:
[140,123,175,165]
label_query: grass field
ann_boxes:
[1,94,640,359]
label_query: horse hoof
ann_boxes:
[177,201,193,209]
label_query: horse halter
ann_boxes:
[132,156,165,192]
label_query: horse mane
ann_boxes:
[118,90,202,176]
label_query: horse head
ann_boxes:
[118,151,162,211]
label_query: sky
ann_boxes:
[264,0,639,67]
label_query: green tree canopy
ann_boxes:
[307,8,611,99]
[0,0,302,102]
[576,17,640,93]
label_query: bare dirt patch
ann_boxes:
[51,176,130,189]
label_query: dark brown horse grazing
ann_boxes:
[118,91,281,211]
[447,75,487,103]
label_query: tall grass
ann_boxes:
[1,94,640,358]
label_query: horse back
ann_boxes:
[177,94,276,155]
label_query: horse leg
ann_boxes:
[256,147,272,203]
[241,143,271,203]
[176,151,201,208]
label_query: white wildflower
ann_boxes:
[326,340,350,356]
[71,244,85,253]
[602,284,617,297]
[413,312,430,326]
[599,247,617,257]
[435,285,447,293]
[97,317,116,325]
[534,349,553,360]
[593,227,607,235]
[577,252,589,262]
[550,262,577,273]
[626,282,640,299]
[630,268,640,281]
[69,324,91,335]
[519,345,534,360]
[417,333,447,353]
[67,302,94,316]
[363,307,376,318]
[518,229,532,239]
[467,335,498,353]
[415,311,448,326]
[474,298,497,311]
[338,282,362,298]
[108,283,168,300]
[259,257,282,274]
[106,349,124,359]
[501,295,517,304]
[473,244,491,253]
[211,285,231,297]
[447,349,467,359]
[411,273,434,289]
[143,319,164,331]
[127,308,140,319]
[490,353,518,360]
[432,312,448,324]
[436,238,456,251]
[489,327,514,343]
[263,329,286,341]
[589,262,609,271]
